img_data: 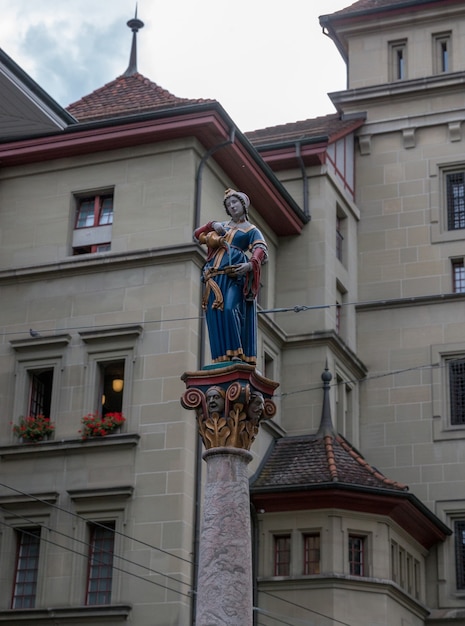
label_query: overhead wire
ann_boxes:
[0,483,355,626]
[261,591,353,626]
[0,481,193,567]
[0,518,192,600]
[0,504,192,591]
[3,291,460,337]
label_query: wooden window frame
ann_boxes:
[72,191,114,255]
[303,533,320,575]
[348,534,365,576]
[11,527,41,609]
[273,534,291,576]
[86,521,116,605]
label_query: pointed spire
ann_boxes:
[316,361,336,438]
[123,4,144,77]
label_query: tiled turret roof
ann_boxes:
[252,367,408,493]
[251,432,408,491]
[66,73,214,122]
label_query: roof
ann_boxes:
[67,72,214,122]
[0,48,76,141]
[250,368,450,548]
[251,432,407,491]
[245,113,365,148]
[252,367,406,493]
[322,0,453,18]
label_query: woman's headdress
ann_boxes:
[223,188,250,214]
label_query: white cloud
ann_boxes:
[0,0,350,131]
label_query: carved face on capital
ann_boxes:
[247,392,265,420]
[206,387,225,415]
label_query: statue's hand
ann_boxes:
[233,262,252,276]
[212,222,226,235]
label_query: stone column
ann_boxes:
[196,447,253,625]
[181,363,278,626]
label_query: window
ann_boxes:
[433,33,451,73]
[28,368,53,418]
[336,217,344,262]
[455,520,465,589]
[303,533,320,575]
[11,527,41,609]
[72,191,114,255]
[274,534,291,576]
[100,360,125,416]
[450,359,465,425]
[79,324,142,422]
[336,374,354,441]
[389,40,407,81]
[446,172,465,231]
[452,258,465,293]
[348,535,365,576]
[336,206,347,264]
[335,283,347,336]
[86,522,115,605]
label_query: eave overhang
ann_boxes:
[0,102,307,236]
[254,139,328,171]
[250,483,451,550]
[250,117,365,172]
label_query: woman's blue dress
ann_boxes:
[200,222,266,365]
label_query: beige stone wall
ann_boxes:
[345,6,465,89]
[257,509,427,625]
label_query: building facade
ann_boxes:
[0,0,464,624]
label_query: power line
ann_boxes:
[0,518,192,600]
[0,481,193,567]
[253,606,296,626]
[4,291,461,337]
[0,505,191,591]
[261,591,352,626]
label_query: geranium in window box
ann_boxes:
[12,414,55,443]
[80,412,125,440]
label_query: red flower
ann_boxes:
[12,415,55,443]
[80,412,125,440]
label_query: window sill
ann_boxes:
[0,433,140,460]
[0,604,131,622]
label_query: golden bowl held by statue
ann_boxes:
[199,232,225,248]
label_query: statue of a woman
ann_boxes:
[194,188,268,366]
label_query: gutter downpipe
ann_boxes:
[190,126,236,626]
[295,141,310,220]
[193,126,236,229]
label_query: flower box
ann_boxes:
[12,415,55,443]
[80,412,125,440]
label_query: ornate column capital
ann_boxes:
[181,363,279,451]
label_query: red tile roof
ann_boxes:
[251,431,408,492]
[67,72,214,122]
[252,367,408,493]
[245,113,365,147]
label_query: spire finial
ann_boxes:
[316,362,335,438]
[123,5,144,77]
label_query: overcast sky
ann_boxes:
[0,0,351,132]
